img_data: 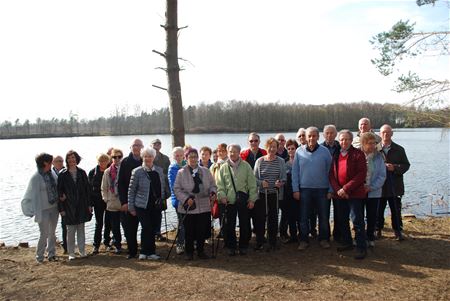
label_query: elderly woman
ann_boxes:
[329,130,368,259]
[254,138,287,251]
[360,132,386,247]
[296,128,307,146]
[216,144,257,256]
[292,127,332,250]
[57,150,92,261]
[199,146,213,168]
[168,146,186,255]
[101,148,124,254]
[88,153,112,254]
[128,147,165,260]
[22,153,59,263]
[284,139,300,243]
[174,148,217,260]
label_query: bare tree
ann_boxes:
[153,0,186,147]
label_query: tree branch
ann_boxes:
[152,84,168,91]
[152,49,166,58]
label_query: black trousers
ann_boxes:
[135,206,159,256]
[108,211,122,249]
[254,192,278,246]
[279,198,289,238]
[121,211,139,256]
[93,200,112,248]
[61,216,67,252]
[332,198,342,241]
[377,196,403,233]
[225,201,250,250]
[184,212,210,255]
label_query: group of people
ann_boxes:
[22,117,410,263]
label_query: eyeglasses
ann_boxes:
[132,144,143,148]
[54,160,63,163]
[278,139,285,142]
[112,156,123,159]
[249,140,259,143]
[298,135,305,137]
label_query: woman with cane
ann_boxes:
[254,138,286,252]
[174,148,217,260]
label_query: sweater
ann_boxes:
[291,144,332,191]
[216,159,258,204]
[366,152,386,198]
[254,156,287,199]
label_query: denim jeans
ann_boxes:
[339,199,367,250]
[36,207,59,261]
[299,188,330,242]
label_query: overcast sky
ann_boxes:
[0,0,448,122]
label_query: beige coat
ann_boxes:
[101,166,122,211]
[174,165,217,215]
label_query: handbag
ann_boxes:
[227,165,249,206]
[211,199,220,218]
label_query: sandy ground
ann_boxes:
[1,217,449,301]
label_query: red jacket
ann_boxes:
[240,148,267,169]
[329,146,367,199]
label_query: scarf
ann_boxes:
[189,166,202,194]
[228,157,241,173]
[109,164,118,194]
[39,169,58,204]
[365,152,375,186]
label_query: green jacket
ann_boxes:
[216,159,258,204]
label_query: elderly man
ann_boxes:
[352,117,381,149]
[296,128,307,146]
[321,124,342,243]
[151,138,171,242]
[275,133,288,160]
[293,127,332,250]
[118,138,144,259]
[376,124,410,241]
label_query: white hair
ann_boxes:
[338,129,353,140]
[171,146,184,158]
[306,126,319,136]
[141,147,156,158]
[227,144,241,153]
[323,124,337,133]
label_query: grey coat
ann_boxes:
[127,165,166,212]
[174,165,217,215]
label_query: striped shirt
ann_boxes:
[259,159,281,193]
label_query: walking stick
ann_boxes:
[166,205,190,260]
[164,209,168,242]
[265,189,269,243]
[214,205,227,257]
[211,217,215,258]
[275,188,279,245]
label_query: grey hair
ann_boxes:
[323,124,337,133]
[306,126,319,136]
[227,144,241,153]
[338,129,354,140]
[359,117,371,126]
[296,128,306,136]
[171,146,184,158]
[141,147,156,158]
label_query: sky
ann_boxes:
[0,0,448,122]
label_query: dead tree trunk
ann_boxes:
[164,0,185,148]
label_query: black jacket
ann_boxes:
[88,165,105,204]
[118,152,143,205]
[380,141,410,197]
[57,167,92,225]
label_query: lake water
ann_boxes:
[0,129,448,246]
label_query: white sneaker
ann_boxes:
[147,254,161,260]
[68,254,76,261]
[176,246,185,255]
[138,254,147,260]
[79,252,88,258]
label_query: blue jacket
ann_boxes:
[367,152,387,198]
[127,165,166,212]
[168,162,182,208]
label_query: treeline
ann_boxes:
[0,101,448,139]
